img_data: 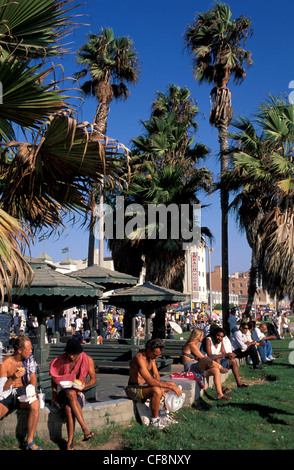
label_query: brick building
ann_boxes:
[209,265,275,309]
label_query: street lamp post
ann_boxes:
[207,246,214,313]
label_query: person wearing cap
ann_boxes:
[49,337,96,450]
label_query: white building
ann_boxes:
[183,245,207,309]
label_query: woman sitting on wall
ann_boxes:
[182,328,232,401]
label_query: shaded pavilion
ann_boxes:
[9,262,104,326]
[106,281,186,341]
[69,264,138,292]
[69,264,138,333]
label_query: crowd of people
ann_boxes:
[126,309,287,429]
[0,305,292,447]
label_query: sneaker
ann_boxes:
[162,413,178,425]
[150,418,167,429]
[253,364,263,370]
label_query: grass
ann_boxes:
[0,337,293,451]
[120,337,294,451]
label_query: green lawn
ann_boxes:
[120,337,294,450]
[0,337,293,451]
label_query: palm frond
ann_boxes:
[0,208,33,303]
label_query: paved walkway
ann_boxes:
[95,364,183,402]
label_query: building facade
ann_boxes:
[183,246,207,309]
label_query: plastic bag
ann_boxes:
[165,389,186,412]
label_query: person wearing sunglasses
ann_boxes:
[230,323,262,370]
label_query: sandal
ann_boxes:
[217,394,232,401]
[26,441,42,450]
[83,431,94,441]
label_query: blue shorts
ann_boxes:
[0,387,25,412]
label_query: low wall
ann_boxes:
[0,370,230,441]
[0,398,136,441]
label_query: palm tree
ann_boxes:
[75,27,140,265]
[107,85,212,291]
[0,1,130,302]
[223,115,272,316]
[0,0,80,300]
[226,96,294,310]
[75,27,140,135]
[184,2,253,332]
[0,0,76,59]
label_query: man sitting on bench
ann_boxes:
[49,337,96,450]
[125,338,182,429]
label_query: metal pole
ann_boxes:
[98,183,104,315]
[208,247,213,312]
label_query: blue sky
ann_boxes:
[26,0,294,274]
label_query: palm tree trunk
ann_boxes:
[87,209,96,267]
[210,86,233,336]
[244,247,258,318]
[220,183,230,334]
[219,126,230,335]
[87,103,109,266]
[94,102,110,135]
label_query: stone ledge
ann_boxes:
[0,368,233,441]
[0,398,136,440]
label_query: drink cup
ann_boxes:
[38,392,45,409]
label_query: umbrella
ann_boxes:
[211,313,219,320]
[169,321,182,334]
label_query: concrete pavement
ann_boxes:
[95,363,184,402]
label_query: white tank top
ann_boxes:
[206,336,222,354]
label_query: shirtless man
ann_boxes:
[125,338,182,428]
[0,336,41,450]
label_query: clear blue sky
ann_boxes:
[26,0,294,274]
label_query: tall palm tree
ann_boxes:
[107,85,212,291]
[184,2,253,332]
[75,27,140,135]
[75,27,140,265]
[226,96,294,310]
[223,115,272,316]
